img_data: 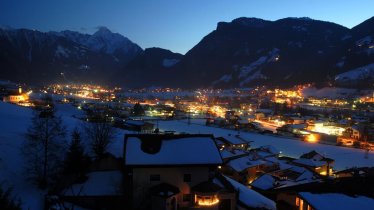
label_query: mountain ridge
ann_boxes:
[1,17,374,88]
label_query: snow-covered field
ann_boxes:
[1,101,374,209]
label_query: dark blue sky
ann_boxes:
[0,0,373,54]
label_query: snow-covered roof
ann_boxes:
[125,135,223,165]
[251,166,318,190]
[224,176,276,210]
[227,156,266,172]
[62,171,123,196]
[299,192,374,210]
[293,158,326,167]
[216,135,247,145]
[251,174,276,190]
[220,148,247,159]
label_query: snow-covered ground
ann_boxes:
[1,101,374,209]
[157,119,374,170]
[0,102,129,209]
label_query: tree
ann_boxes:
[23,108,66,188]
[132,103,145,116]
[83,115,116,158]
[63,128,91,179]
[0,186,21,210]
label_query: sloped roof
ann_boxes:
[124,134,223,166]
[299,192,374,210]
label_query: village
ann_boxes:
[1,80,374,210]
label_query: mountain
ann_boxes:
[0,27,142,84]
[54,27,142,65]
[115,47,182,87]
[1,17,374,88]
[166,17,353,88]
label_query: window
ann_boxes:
[184,174,191,182]
[150,174,160,181]
[183,194,191,202]
[296,197,300,206]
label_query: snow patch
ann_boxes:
[55,45,70,58]
[162,58,180,68]
[212,74,232,85]
[238,56,267,78]
[356,36,372,47]
[341,34,352,41]
[335,63,374,82]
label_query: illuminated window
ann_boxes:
[296,197,300,206]
[195,195,219,206]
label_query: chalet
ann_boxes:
[296,150,334,176]
[251,166,319,191]
[123,134,236,210]
[215,134,250,150]
[223,146,282,185]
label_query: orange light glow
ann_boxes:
[305,134,319,143]
[196,195,219,206]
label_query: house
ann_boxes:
[351,125,363,139]
[2,86,29,103]
[251,164,319,191]
[224,154,268,184]
[223,146,282,185]
[296,150,334,176]
[294,192,374,210]
[215,134,250,150]
[123,134,237,210]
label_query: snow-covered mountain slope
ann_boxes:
[335,63,374,86]
[56,27,142,61]
[0,27,142,84]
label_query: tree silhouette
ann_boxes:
[23,108,66,189]
[132,103,145,116]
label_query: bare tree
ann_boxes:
[83,114,116,158]
[23,108,66,188]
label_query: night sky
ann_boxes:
[0,0,373,54]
